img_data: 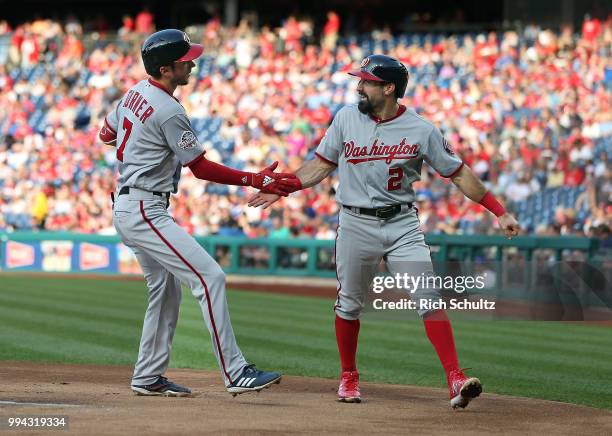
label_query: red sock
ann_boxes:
[423,310,459,376]
[335,314,360,372]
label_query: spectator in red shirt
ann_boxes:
[119,15,135,38]
[582,14,601,41]
[322,11,340,50]
[19,31,40,67]
[282,16,303,52]
[564,162,586,186]
[135,8,155,34]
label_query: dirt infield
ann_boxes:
[1,362,611,435]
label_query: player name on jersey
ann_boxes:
[122,90,155,124]
[343,138,420,164]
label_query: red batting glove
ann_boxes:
[271,178,302,194]
[250,162,299,196]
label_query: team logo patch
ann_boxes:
[178,131,198,150]
[442,137,455,155]
[360,57,370,68]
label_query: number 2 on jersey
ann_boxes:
[387,167,403,191]
[116,117,133,162]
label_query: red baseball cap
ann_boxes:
[348,57,386,81]
[176,43,203,62]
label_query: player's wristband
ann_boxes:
[479,191,506,217]
[99,119,117,145]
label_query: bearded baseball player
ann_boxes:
[249,54,520,408]
[99,29,295,397]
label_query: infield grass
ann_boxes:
[1,274,611,409]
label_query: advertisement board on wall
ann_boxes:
[41,241,73,272]
[1,238,128,274]
[3,240,40,270]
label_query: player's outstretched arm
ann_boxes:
[450,165,520,239]
[189,155,297,196]
[247,156,336,209]
[247,192,281,209]
[295,156,337,189]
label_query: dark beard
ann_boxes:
[172,75,189,87]
[358,97,373,114]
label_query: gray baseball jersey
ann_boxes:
[104,78,205,194]
[316,105,464,319]
[105,79,249,387]
[316,104,463,207]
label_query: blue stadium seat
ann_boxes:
[16,213,33,230]
[33,95,45,109]
[594,136,612,158]
[191,117,223,142]
[28,109,42,127]
[197,57,214,79]
[219,140,235,152]
[28,65,45,82]
[9,68,21,81]
[35,115,48,133]
[77,70,92,86]
[512,186,590,228]
[218,227,244,237]
[206,184,230,195]
[4,212,16,226]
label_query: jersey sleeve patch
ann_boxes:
[178,131,198,150]
[442,137,455,155]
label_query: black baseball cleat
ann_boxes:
[226,364,282,397]
[131,376,192,397]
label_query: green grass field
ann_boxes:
[0,275,611,409]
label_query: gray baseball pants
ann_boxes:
[112,188,247,386]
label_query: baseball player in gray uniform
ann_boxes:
[99,29,295,397]
[249,55,520,408]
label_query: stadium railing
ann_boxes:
[0,232,602,278]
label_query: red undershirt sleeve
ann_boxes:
[189,155,253,186]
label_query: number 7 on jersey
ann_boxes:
[117,117,133,162]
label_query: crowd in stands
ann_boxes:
[0,12,610,240]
